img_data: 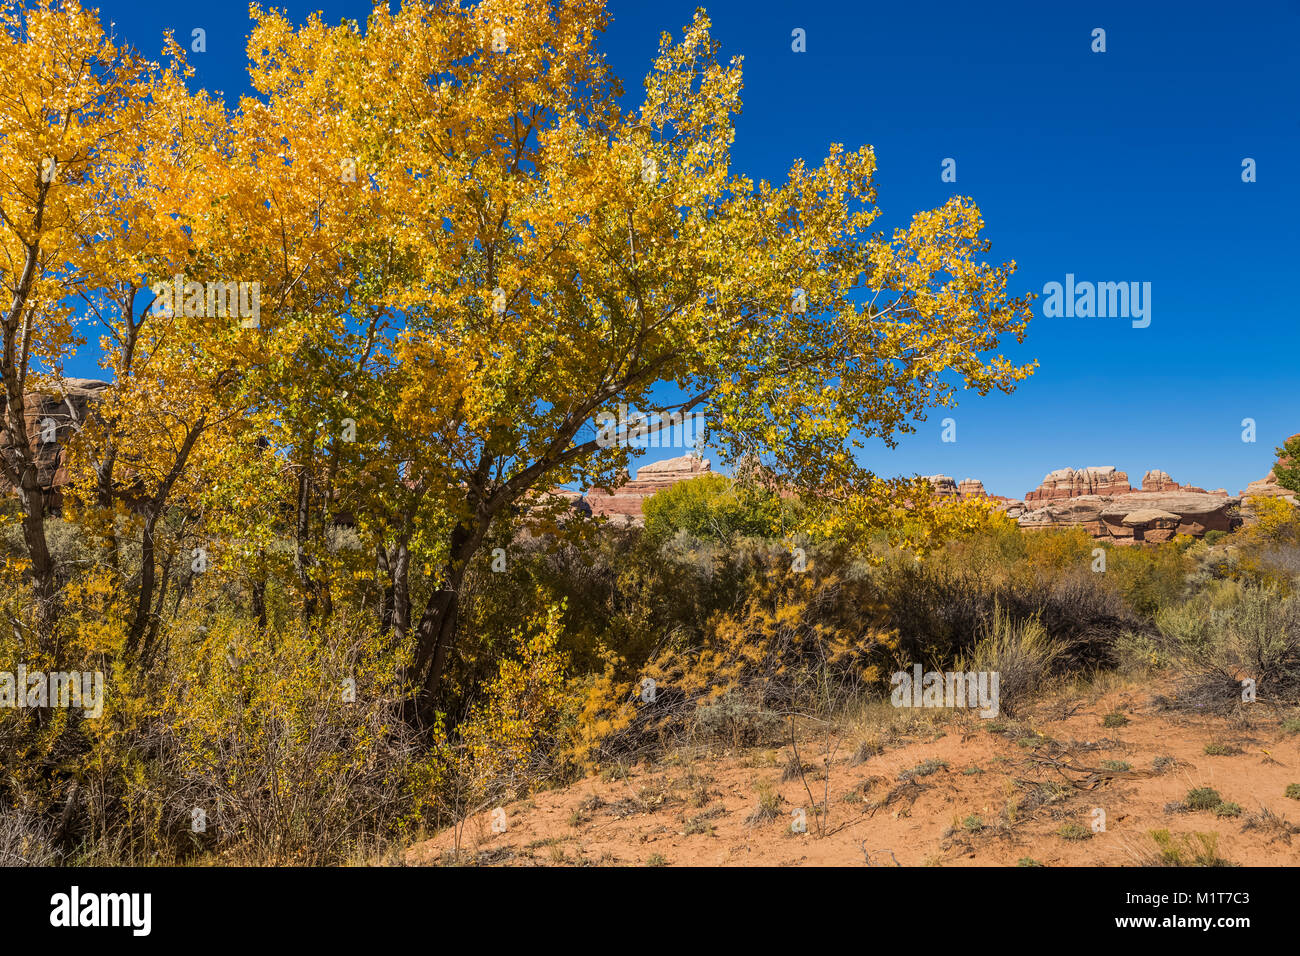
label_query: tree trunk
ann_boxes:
[1,189,54,618]
[413,586,461,705]
[388,502,416,645]
[2,368,56,618]
[377,544,394,633]
[95,446,119,572]
[15,473,55,613]
[125,419,204,656]
[95,289,143,574]
[127,511,160,654]
[295,458,315,620]
[140,536,177,665]
[252,571,267,630]
[412,519,487,713]
[392,540,411,643]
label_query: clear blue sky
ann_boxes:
[84,0,1300,498]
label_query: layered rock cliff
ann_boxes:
[0,379,108,505]
[582,454,712,520]
[1024,466,1131,501]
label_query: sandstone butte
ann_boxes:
[3,382,1296,543]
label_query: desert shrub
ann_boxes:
[1022,527,1097,574]
[449,602,573,818]
[642,473,796,542]
[663,563,891,703]
[1058,823,1091,840]
[1114,629,1171,674]
[873,561,1134,672]
[1243,496,1300,545]
[869,561,991,666]
[1185,787,1222,811]
[1105,540,1194,618]
[899,758,948,781]
[1202,742,1243,756]
[746,782,782,823]
[956,606,1062,717]
[906,507,1028,580]
[0,809,60,866]
[1144,830,1231,867]
[0,567,443,866]
[1233,497,1300,588]
[1247,545,1300,588]
[568,548,895,766]
[0,517,112,591]
[0,567,128,858]
[459,528,665,705]
[1184,540,1240,591]
[104,614,440,865]
[1030,573,1142,669]
[693,689,782,747]
[483,503,1154,771]
[1154,584,1300,710]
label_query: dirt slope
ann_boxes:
[406,683,1300,867]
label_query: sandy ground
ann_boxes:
[405,682,1300,866]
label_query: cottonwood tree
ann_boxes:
[0,1,170,629]
[78,15,378,652]
[245,0,1034,714]
[214,9,410,625]
[0,1,368,652]
[64,44,243,657]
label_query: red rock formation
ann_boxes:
[1024,466,1131,501]
[1010,491,1241,543]
[1139,469,1213,495]
[920,475,988,500]
[1140,469,1177,492]
[0,379,108,506]
[1101,493,1238,540]
[920,474,959,498]
[1014,496,1110,536]
[582,454,712,521]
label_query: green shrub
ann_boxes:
[873,562,1134,673]
[1155,585,1300,710]
[899,759,948,781]
[1203,742,1243,756]
[1185,787,1223,811]
[1106,542,1194,618]
[642,473,794,542]
[1059,823,1092,841]
[1147,830,1232,867]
